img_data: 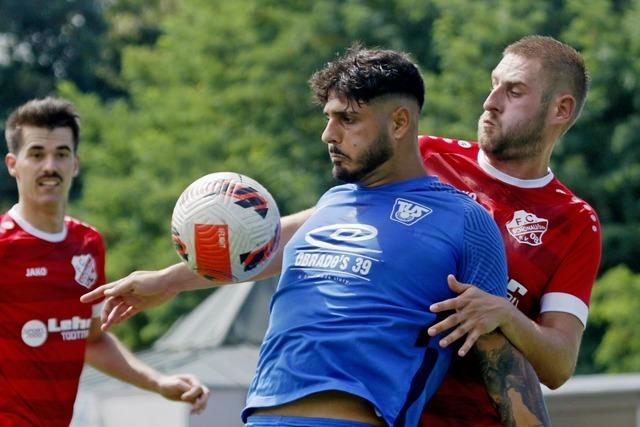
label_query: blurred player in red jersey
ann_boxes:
[419,35,601,426]
[0,97,209,427]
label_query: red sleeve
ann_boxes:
[545,203,602,306]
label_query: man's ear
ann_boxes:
[5,153,17,177]
[73,155,80,177]
[550,94,576,127]
[390,106,411,139]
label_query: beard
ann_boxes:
[331,133,393,183]
[478,102,549,161]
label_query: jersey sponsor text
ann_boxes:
[21,316,91,347]
[26,266,48,277]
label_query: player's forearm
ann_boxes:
[474,332,551,427]
[165,262,223,292]
[85,332,162,394]
[498,305,579,389]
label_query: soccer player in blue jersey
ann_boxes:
[83,45,550,426]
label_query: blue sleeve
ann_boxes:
[458,198,508,297]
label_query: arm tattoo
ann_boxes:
[473,332,551,427]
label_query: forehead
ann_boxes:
[492,53,544,87]
[20,126,74,151]
[323,92,371,115]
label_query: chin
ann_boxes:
[477,137,491,151]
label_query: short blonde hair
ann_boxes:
[505,35,589,127]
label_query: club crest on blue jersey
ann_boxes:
[390,198,432,226]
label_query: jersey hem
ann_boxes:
[540,292,589,326]
[242,384,389,425]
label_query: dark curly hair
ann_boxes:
[309,44,424,111]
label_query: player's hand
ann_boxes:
[80,270,179,331]
[157,373,210,414]
[428,274,510,356]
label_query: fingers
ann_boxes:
[428,313,460,336]
[447,274,472,293]
[81,276,135,303]
[438,322,471,348]
[103,278,135,298]
[428,318,478,353]
[458,330,481,357]
[429,297,458,313]
[80,283,111,303]
[176,375,210,414]
[430,276,473,312]
[100,296,123,324]
[188,385,210,414]
[101,300,139,330]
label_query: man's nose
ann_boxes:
[41,154,58,173]
[322,119,340,145]
[483,87,503,113]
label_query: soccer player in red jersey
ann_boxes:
[0,97,209,427]
[419,36,601,426]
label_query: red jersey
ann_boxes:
[418,136,602,426]
[0,206,105,427]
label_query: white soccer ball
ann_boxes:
[171,172,281,282]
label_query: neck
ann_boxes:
[481,139,555,180]
[16,201,66,233]
[359,143,427,187]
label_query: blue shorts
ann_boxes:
[246,415,378,427]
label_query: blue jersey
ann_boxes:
[242,176,507,426]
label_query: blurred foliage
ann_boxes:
[0,0,173,210]
[1,0,639,366]
[587,266,640,372]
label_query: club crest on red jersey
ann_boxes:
[71,254,98,288]
[506,210,548,246]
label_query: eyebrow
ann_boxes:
[26,145,73,152]
[491,76,528,89]
[324,108,360,117]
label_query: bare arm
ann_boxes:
[498,308,582,389]
[474,332,550,426]
[428,276,583,388]
[84,319,209,414]
[81,208,315,329]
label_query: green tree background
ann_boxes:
[1,0,638,373]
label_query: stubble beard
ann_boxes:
[478,103,549,161]
[333,133,393,183]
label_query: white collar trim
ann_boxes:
[8,205,68,242]
[477,150,554,189]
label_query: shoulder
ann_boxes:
[418,135,480,158]
[64,216,105,242]
[460,194,497,225]
[0,211,22,243]
[547,178,601,228]
[426,179,479,207]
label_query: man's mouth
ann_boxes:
[329,147,349,161]
[37,176,62,187]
